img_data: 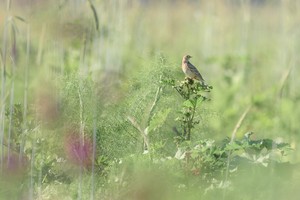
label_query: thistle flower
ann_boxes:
[64,132,94,168]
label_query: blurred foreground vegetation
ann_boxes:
[1,0,300,199]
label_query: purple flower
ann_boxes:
[64,132,94,168]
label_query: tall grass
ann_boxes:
[1,0,300,199]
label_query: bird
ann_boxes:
[182,55,205,85]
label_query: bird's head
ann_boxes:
[183,55,192,61]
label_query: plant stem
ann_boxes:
[230,105,251,143]
[187,101,197,141]
[146,75,163,127]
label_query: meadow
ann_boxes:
[1,0,300,199]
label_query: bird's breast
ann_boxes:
[182,64,194,77]
[182,63,188,72]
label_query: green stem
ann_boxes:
[186,100,197,141]
[186,82,190,100]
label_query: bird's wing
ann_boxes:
[188,62,205,81]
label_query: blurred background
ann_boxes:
[1,0,300,199]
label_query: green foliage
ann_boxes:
[148,108,171,133]
[165,78,212,142]
[173,132,292,189]
[102,131,295,200]
[4,103,35,150]
[1,1,300,199]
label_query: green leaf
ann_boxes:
[191,151,198,159]
[148,108,171,133]
[14,15,27,23]
[182,100,194,108]
[225,142,242,151]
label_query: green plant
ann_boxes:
[165,78,212,143]
[172,132,292,196]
